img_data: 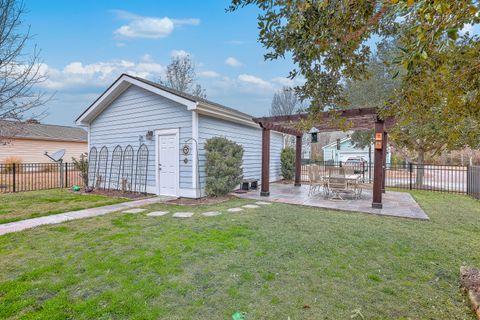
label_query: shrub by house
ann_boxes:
[204,137,244,197]
[281,147,295,180]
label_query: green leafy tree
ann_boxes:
[280,147,295,180]
[344,40,401,109]
[204,137,244,197]
[228,0,479,109]
[229,0,480,158]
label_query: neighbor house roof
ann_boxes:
[0,120,88,142]
[322,136,352,149]
[76,74,256,127]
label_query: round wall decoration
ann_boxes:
[182,145,190,155]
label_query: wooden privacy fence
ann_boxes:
[0,163,83,193]
[467,165,480,199]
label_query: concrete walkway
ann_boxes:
[0,196,174,236]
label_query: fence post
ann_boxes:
[59,160,64,189]
[409,162,413,190]
[12,163,16,192]
[466,165,471,196]
[65,162,68,188]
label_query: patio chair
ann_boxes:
[308,165,323,196]
[345,166,356,176]
[327,166,345,178]
[325,167,355,200]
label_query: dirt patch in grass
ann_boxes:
[460,266,480,319]
[75,189,152,200]
[167,195,235,205]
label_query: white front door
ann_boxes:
[157,132,178,196]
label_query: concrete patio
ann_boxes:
[236,183,429,220]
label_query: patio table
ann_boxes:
[322,174,362,199]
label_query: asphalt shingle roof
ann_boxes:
[0,120,87,142]
[130,75,254,119]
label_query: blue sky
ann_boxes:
[23,1,480,126]
[23,0,299,126]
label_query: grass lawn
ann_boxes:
[0,190,129,224]
[0,191,479,319]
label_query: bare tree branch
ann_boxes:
[0,0,50,143]
[158,54,207,98]
[270,87,300,116]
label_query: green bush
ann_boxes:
[205,137,244,197]
[281,147,295,180]
[72,153,89,187]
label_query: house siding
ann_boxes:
[197,114,283,193]
[89,85,193,192]
[0,139,87,163]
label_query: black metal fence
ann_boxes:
[385,163,468,193]
[467,166,480,199]
[0,163,83,193]
[0,144,150,195]
[301,160,472,195]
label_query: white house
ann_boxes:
[322,136,391,164]
[75,74,284,198]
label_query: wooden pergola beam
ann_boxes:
[254,107,394,133]
[257,121,303,136]
[253,107,378,124]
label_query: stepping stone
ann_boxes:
[146,211,169,217]
[243,204,260,209]
[202,211,222,217]
[122,208,146,214]
[172,212,194,218]
[227,208,243,213]
[255,201,272,205]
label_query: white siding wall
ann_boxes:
[89,86,193,193]
[197,115,283,193]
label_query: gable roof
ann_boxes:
[76,74,256,127]
[0,120,87,142]
[322,136,352,149]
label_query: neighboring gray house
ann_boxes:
[75,74,284,198]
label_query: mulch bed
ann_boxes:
[72,188,151,200]
[167,195,235,205]
[460,266,480,319]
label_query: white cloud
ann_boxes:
[171,18,200,26]
[204,73,304,98]
[460,23,474,35]
[38,59,164,90]
[199,70,219,78]
[112,10,200,39]
[227,40,244,45]
[170,49,190,58]
[225,57,242,67]
[238,74,272,89]
[271,76,302,88]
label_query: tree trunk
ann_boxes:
[415,150,425,187]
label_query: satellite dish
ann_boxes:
[44,149,65,162]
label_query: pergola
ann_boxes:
[253,107,394,208]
